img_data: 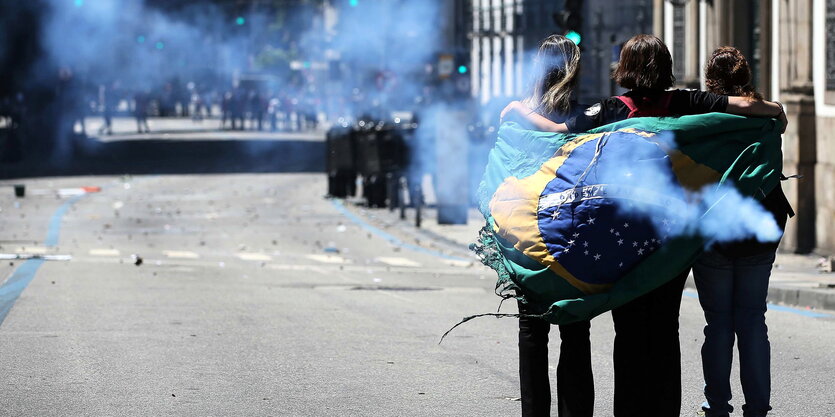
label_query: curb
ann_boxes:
[685,277,835,314]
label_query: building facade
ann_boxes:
[468,0,653,105]
[654,0,834,255]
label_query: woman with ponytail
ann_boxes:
[503,34,594,417]
[692,46,793,417]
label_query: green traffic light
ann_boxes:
[458,65,468,74]
[155,41,165,50]
[236,16,246,25]
[349,0,358,6]
[74,0,84,7]
[566,30,581,45]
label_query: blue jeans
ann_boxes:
[693,250,775,417]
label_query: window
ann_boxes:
[827,0,835,91]
[672,4,686,81]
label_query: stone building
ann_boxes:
[653,0,833,255]
[468,0,653,105]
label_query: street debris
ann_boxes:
[57,186,101,198]
[132,254,143,266]
[817,257,834,273]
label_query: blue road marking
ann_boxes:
[0,195,84,326]
[330,200,472,263]
[683,289,833,319]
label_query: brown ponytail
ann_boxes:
[704,46,762,100]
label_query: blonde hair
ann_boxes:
[522,34,581,115]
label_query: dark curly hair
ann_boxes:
[612,34,675,91]
[704,46,762,100]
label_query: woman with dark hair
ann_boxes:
[503,34,594,417]
[502,34,788,417]
[693,46,793,417]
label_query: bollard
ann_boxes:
[434,108,469,224]
[13,184,25,198]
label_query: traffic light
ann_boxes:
[553,0,582,45]
[236,16,246,25]
[455,52,470,75]
[565,30,581,45]
[349,0,358,6]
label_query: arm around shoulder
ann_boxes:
[725,96,787,133]
[500,101,568,133]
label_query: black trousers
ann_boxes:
[518,302,594,417]
[611,269,689,417]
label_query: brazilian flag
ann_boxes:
[474,113,783,325]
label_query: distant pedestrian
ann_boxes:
[231,88,245,130]
[98,81,120,135]
[267,94,280,132]
[221,91,232,129]
[191,88,203,122]
[134,90,151,133]
[692,46,794,417]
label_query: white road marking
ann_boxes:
[14,247,48,254]
[163,250,200,259]
[89,248,121,256]
[375,257,422,267]
[306,254,351,264]
[444,259,474,268]
[237,253,272,261]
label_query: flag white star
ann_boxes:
[614,231,620,236]
[573,232,580,238]
[624,222,630,228]
[567,239,576,247]
[588,217,596,225]
[593,253,601,260]
[632,241,639,247]
[617,239,624,245]
[618,262,624,267]
[551,210,561,220]
[643,241,649,246]
[609,228,615,233]
[637,248,645,255]
[584,250,589,255]
[564,247,571,253]
[583,241,589,247]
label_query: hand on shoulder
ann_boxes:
[500,100,525,123]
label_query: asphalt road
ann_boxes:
[1,173,833,416]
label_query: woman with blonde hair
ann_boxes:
[504,34,593,417]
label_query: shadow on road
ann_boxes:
[1,135,325,179]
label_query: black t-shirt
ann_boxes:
[566,89,729,132]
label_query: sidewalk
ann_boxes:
[344,200,835,313]
[83,116,325,142]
